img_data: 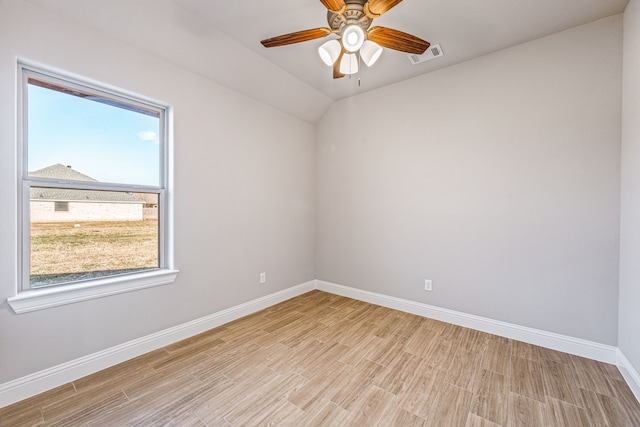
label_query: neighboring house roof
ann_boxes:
[131,192,158,205]
[29,164,143,204]
[30,163,97,182]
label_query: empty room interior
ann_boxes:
[1,0,640,425]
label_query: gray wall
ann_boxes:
[0,1,315,384]
[620,0,640,378]
[316,16,622,345]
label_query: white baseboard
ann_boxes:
[0,280,315,409]
[1,279,635,409]
[315,280,618,364]
[617,350,640,403]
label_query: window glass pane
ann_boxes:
[27,78,160,187]
[30,187,159,288]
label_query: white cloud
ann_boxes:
[137,130,158,143]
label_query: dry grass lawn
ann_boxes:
[30,220,158,287]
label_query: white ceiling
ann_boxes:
[29,0,629,123]
[174,0,628,100]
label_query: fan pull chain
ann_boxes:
[358,52,361,87]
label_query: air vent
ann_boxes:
[408,44,444,65]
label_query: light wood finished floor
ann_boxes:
[1,290,639,426]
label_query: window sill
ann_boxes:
[7,269,179,314]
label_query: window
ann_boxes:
[54,201,69,212]
[9,64,177,313]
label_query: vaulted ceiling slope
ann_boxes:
[30,0,628,124]
[27,0,334,124]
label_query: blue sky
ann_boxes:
[27,84,160,187]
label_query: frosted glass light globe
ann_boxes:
[318,39,342,66]
[342,25,365,53]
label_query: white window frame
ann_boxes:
[8,63,178,314]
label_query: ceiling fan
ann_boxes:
[260,0,430,79]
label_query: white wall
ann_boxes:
[316,16,622,345]
[620,0,640,380]
[0,0,315,384]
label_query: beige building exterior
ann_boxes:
[29,164,144,222]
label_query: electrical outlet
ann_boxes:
[260,272,266,284]
[424,279,432,292]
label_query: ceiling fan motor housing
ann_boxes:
[328,0,372,36]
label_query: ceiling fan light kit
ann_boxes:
[319,39,342,66]
[342,25,366,52]
[360,40,383,66]
[261,0,430,80]
[339,52,359,75]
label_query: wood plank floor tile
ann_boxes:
[1,291,639,427]
[599,362,626,382]
[278,321,326,348]
[337,333,384,366]
[121,366,200,401]
[398,364,447,419]
[570,355,617,397]
[92,374,232,426]
[540,358,584,407]
[300,400,352,427]
[421,317,449,333]
[224,373,307,426]
[482,339,511,376]
[312,318,354,342]
[163,331,225,354]
[0,405,44,426]
[367,333,409,366]
[511,340,541,362]
[440,323,467,341]
[44,391,128,426]
[403,324,440,357]
[392,312,428,338]
[299,341,351,378]
[580,389,634,426]
[0,382,74,426]
[610,378,640,426]
[460,329,491,355]
[288,361,348,410]
[446,349,483,391]
[510,356,545,402]
[429,383,474,427]
[579,388,614,426]
[330,358,386,410]
[379,407,426,426]
[375,350,423,395]
[537,345,572,364]
[371,313,407,339]
[506,392,546,427]
[465,412,503,427]
[194,344,258,381]
[347,384,396,426]
[124,380,223,427]
[471,369,508,426]
[148,345,211,373]
[345,303,377,323]
[422,336,456,370]
[598,392,635,426]
[544,397,590,427]
[261,311,306,333]
[194,370,286,423]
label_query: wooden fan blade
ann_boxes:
[365,0,402,17]
[261,28,331,48]
[320,0,345,13]
[367,26,430,54]
[333,48,345,79]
